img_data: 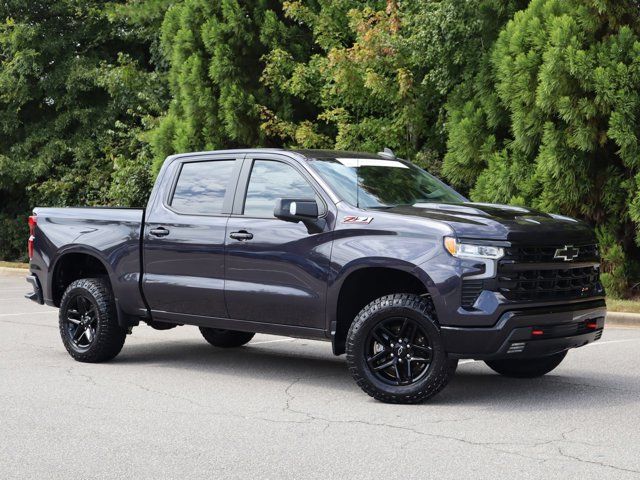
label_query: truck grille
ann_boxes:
[503,244,598,263]
[497,265,601,302]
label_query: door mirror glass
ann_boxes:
[274,198,319,222]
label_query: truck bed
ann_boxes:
[31,207,147,318]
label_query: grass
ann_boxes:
[0,261,28,269]
[607,298,640,314]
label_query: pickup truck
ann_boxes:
[25,148,606,403]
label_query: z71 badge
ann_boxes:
[342,215,374,224]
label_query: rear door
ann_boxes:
[224,154,333,330]
[142,154,243,322]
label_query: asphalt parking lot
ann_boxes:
[1,269,639,479]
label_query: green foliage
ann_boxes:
[0,0,637,295]
[262,0,525,173]
[444,0,640,296]
[0,0,167,260]
[150,0,316,172]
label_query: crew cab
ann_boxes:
[25,149,606,403]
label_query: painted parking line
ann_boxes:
[251,338,296,345]
[456,339,639,366]
[0,311,56,318]
[582,338,640,348]
[0,298,39,301]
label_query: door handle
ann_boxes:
[149,227,170,237]
[229,231,254,241]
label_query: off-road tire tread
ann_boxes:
[199,328,255,348]
[59,278,126,363]
[346,293,457,404]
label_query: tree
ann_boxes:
[443,0,640,296]
[262,0,526,172]
[151,0,317,172]
[0,0,166,260]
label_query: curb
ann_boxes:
[606,311,640,327]
[0,266,29,275]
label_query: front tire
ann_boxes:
[59,278,126,363]
[199,328,255,348]
[485,351,567,378]
[346,294,457,404]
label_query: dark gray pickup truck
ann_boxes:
[25,148,606,403]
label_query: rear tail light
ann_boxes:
[28,215,37,259]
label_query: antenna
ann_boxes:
[377,147,396,159]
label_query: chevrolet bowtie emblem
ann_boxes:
[554,245,579,261]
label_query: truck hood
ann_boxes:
[380,202,596,244]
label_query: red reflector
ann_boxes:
[531,329,544,336]
[586,322,598,329]
[28,215,37,259]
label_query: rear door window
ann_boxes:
[170,160,236,215]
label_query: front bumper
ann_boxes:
[441,300,606,360]
[25,274,44,304]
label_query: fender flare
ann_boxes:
[326,258,439,353]
[49,246,133,328]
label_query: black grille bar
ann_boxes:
[503,244,598,263]
[497,265,601,302]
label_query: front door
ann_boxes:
[143,155,242,322]
[224,156,333,330]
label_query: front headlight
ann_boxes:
[444,237,504,260]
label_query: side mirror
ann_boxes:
[274,198,319,223]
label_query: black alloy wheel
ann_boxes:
[59,278,126,362]
[63,294,98,351]
[346,293,458,404]
[366,316,433,386]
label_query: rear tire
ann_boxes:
[485,351,567,378]
[59,278,126,363]
[199,328,255,348]
[346,293,457,404]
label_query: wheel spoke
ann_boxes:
[412,345,432,358]
[67,317,80,325]
[373,359,395,371]
[393,363,402,384]
[407,323,418,343]
[410,356,429,364]
[378,325,396,343]
[406,358,413,380]
[77,297,87,315]
[73,325,86,341]
[84,328,93,343]
[372,330,390,347]
[399,318,409,337]
[367,350,388,365]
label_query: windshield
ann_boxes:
[308,157,465,208]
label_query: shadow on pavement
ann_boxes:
[108,339,638,408]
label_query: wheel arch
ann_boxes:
[329,261,438,355]
[49,247,132,328]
